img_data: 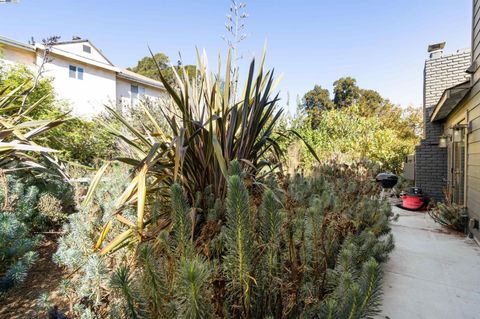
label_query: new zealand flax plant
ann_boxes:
[0,82,67,173]
[90,48,291,255]
[0,81,69,181]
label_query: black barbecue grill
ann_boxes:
[375,173,398,189]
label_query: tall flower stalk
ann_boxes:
[222,0,248,104]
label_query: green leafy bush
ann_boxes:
[291,105,420,173]
[0,63,55,114]
[0,64,116,166]
[43,117,115,166]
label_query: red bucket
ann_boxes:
[400,194,428,210]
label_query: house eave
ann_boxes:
[36,45,119,72]
[430,80,471,122]
[1,35,164,91]
[116,71,165,90]
[0,35,35,52]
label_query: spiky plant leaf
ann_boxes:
[0,81,68,176]
[224,170,255,314]
[175,256,212,319]
[111,265,146,319]
[171,183,192,254]
[357,258,383,318]
[138,244,169,317]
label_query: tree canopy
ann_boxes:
[333,76,360,108]
[302,77,407,117]
[301,85,333,128]
[128,52,196,85]
[302,85,333,112]
[296,76,422,172]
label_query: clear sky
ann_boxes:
[0,0,472,113]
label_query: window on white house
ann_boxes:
[130,85,145,105]
[77,67,84,80]
[69,65,84,80]
[69,65,76,78]
[83,45,91,53]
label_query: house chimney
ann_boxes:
[415,43,471,201]
[428,42,446,59]
[72,36,81,41]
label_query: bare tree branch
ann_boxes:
[19,36,60,113]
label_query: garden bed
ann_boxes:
[52,161,395,318]
[0,236,69,318]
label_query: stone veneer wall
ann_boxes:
[415,49,471,200]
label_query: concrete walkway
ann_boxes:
[378,205,480,319]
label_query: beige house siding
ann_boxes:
[0,44,36,68]
[431,0,480,239]
[473,0,480,62]
[0,36,165,117]
[436,90,480,239]
[438,0,480,238]
[466,91,480,239]
[52,41,112,66]
[116,77,164,109]
[467,0,480,239]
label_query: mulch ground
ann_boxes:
[0,236,71,319]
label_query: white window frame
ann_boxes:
[69,65,76,78]
[69,65,84,80]
[130,84,145,106]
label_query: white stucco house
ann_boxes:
[0,35,165,116]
